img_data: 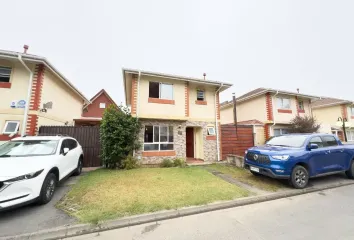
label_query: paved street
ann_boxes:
[70,184,354,240]
[0,177,78,238]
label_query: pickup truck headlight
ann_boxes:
[245,150,248,154]
[272,155,290,161]
[5,169,44,183]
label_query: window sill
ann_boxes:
[148,98,175,105]
[0,82,11,88]
[195,100,207,105]
[142,150,176,157]
[298,109,305,113]
[278,109,292,114]
[206,135,216,140]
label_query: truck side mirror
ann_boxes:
[308,143,319,150]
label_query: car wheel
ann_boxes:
[38,173,57,205]
[345,160,354,179]
[251,171,261,177]
[290,165,309,189]
[73,158,83,176]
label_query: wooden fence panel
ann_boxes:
[221,124,254,160]
[38,126,101,167]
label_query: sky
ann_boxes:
[1,0,354,104]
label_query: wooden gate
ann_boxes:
[38,126,101,167]
[221,124,254,160]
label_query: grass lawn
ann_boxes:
[206,164,286,192]
[58,167,249,223]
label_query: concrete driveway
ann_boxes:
[0,176,80,238]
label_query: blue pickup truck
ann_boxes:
[244,133,354,188]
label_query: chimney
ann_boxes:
[23,45,29,54]
[296,88,299,93]
[203,73,206,80]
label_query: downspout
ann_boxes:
[215,83,223,161]
[271,91,279,136]
[136,71,141,118]
[18,55,34,136]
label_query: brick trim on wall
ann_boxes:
[206,135,216,140]
[148,98,175,105]
[29,64,45,111]
[278,109,292,114]
[264,124,270,140]
[195,100,207,105]
[0,82,11,88]
[341,104,348,119]
[185,82,189,117]
[0,134,20,141]
[266,93,273,121]
[26,114,38,135]
[131,77,137,115]
[142,151,176,157]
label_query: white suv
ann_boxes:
[0,136,83,211]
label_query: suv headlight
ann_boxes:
[245,150,248,154]
[5,169,44,183]
[272,155,290,161]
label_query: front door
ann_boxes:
[186,127,194,158]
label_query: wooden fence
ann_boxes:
[38,126,101,167]
[221,124,254,160]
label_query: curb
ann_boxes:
[3,180,354,240]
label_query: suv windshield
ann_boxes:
[0,140,59,157]
[266,135,308,148]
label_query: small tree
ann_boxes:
[288,115,321,133]
[100,105,141,169]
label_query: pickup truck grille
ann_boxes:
[246,152,271,165]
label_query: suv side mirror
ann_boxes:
[63,148,69,155]
[308,143,319,150]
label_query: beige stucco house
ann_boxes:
[123,68,232,164]
[0,47,90,143]
[220,88,318,145]
[312,97,354,142]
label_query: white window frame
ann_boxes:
[277,97,291,109]
[144,125,174,151]
[207,127,215,135]
[197,89,205,101]
[273,128,288,136]
[3,121,20,134]
[149,82,174,100]
[99,103,106,109]
[0,66,12,83]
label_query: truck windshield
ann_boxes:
[0,140,59,157]
[266,135,308,148]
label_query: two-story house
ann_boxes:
[220,88,319,145]
[311,97,354,142]
[123,68,232,164]
[0,47,90,143]
[74,89,118,126]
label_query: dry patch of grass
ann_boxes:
[58,167,249,223]
[206,164,286,192]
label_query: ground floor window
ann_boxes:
[273,128,288,136]
[2,121,20,134]
[207,126,215,135]
[144,125,174,151]
[347,130,354,141]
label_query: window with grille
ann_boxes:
[0,67,11,83]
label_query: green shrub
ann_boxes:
[160,159,174,168]
[173,158,186,167]
[122,155,139,170]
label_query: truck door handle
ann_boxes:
[325,150,331,154]
[340,149,344,152]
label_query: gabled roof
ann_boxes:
[88,89,118,107]
[0,49,90,104]
[311,97,353,109]
[221,87,320,109]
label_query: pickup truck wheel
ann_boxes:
[345,161,354,179]
[73,158,83,176]
[290,165,309,189]
[38,173,57,205]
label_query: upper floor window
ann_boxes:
[277,97,291,109]
[350,107,354,116]
[197,90,205,101]
[99,103,106,109]
[0,67,11,83]
[298,100,304,110]
[149,82,173,100]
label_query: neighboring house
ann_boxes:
[220,88,318,144]
[74,89,118,126]
[123,68,232,164]
[311,97,354,142]
[0,47,90,143]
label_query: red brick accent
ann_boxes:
[185,82,189,117]
[216,92,220,120]
[142,151,176,157]
[26,114,39,136]
[82,90,116,118]
[0,82,11,88]
[206,135,216,140]
[29,64,45,111]
[264,124,270,140]
[298,109,305,113]
[341,104,348,119]
[131,77,137,115]
[195,100,207,105]
[266,93,273,121]
[278,109,292,114]
[0,134,20,141]
[148,98,175,105]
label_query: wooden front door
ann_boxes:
[186,127,194,158]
